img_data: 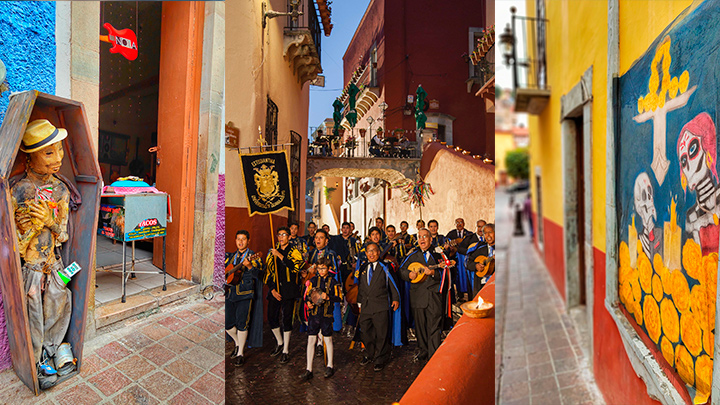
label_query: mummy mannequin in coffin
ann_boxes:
[11,119,73,389]
[634,172,663,258]
[677,112,720,256]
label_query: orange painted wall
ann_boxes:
[153,1,204,280]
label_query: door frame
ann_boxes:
[561,66,594,363]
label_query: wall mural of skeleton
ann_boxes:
[634,172,663,258]
[678,113,720,256]
[616,4,720,403]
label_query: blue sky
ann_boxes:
[308,0,371,133]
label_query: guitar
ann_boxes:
[475,255,495,278]
[225,252,262,285]
[100,23,138,61]
[345,272,359,309]
[442,237,465,254]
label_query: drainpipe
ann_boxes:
[605,0,619,311]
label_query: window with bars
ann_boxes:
[265,96,278,147]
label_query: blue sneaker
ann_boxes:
[39,364,57,376]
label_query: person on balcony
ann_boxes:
[370,132,384,157]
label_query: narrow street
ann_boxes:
[495,188,605,405]
[226,322,425,404]
[0,294,225,405]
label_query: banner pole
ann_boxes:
[269,214,279,292]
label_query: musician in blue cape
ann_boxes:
[456,219,487,296]
[225,230,264,366]
[288,221,308,258]
[427,219,446,248]
[301,257,343,380]
[355,242,401,371]
[400,228,455,362]
[264,227,305,364]
[466,223,495,298]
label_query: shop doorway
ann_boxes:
[96,2,172,303]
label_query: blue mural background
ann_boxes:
[617,1,720,401]
[0,1,56,122]
[618,2,720,238]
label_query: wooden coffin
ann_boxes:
[0,90,101,394]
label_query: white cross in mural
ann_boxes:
[633,86,696,186]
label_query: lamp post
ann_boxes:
[366,116,374,157]
[499,7,517,90]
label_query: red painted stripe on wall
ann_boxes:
[540,218,566,301]
[592,248,694,404]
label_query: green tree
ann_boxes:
[505,148,530,180]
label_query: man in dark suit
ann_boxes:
[446,218,473,301]
[356,242,400,371]
[400,229,455,362]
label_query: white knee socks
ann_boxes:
[283,331,291,354]
[271,327,283,346]
[306,335,317,371]
[237,330,248,356]
[323,336,334,368]
[227,327,239,347]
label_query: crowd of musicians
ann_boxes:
[225,217,495,381]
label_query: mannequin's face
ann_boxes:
[29,143,63,175]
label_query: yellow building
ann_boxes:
[514,0,716,403]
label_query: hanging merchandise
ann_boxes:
[100,23,138,61]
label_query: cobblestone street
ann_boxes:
[495,189,605,405]
[0,293,225,405]
[226,322,426,404]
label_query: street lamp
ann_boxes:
[499,7,518,90]
[366,116,375,157]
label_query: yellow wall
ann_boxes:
[225,0,310,215]
[527,0,693,253]
[495,130,516,181]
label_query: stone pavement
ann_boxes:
[495,189,605,405]
[0,293,225,405]
[226,323,426,404]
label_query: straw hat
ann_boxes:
[21,119,68,153]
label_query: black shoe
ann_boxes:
[412,352,427,363]
[301,370,313,381]
[315,345,323,358]
[360,356,371,366]
[280,353,289,363]
[271,344,283,357]
[374,363,384,372]
[230,346,239,359]
[324,367,334,378]
[234,355,245,366]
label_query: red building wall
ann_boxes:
[343,0,491,157]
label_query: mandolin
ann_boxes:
[475,255,495,278]
[226,252,262,285]
[408,262,444,284]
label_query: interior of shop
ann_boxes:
[95,2,174,304]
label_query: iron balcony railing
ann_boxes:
[286,0,322,63]
[509,10,548,91]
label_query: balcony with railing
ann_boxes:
[470,25,495,112]
[281,0,328,85]
[500,7,550,115]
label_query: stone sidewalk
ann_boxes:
[0,293,225,405]
[495,189,605,405]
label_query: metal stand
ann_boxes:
[119,237,167,303]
